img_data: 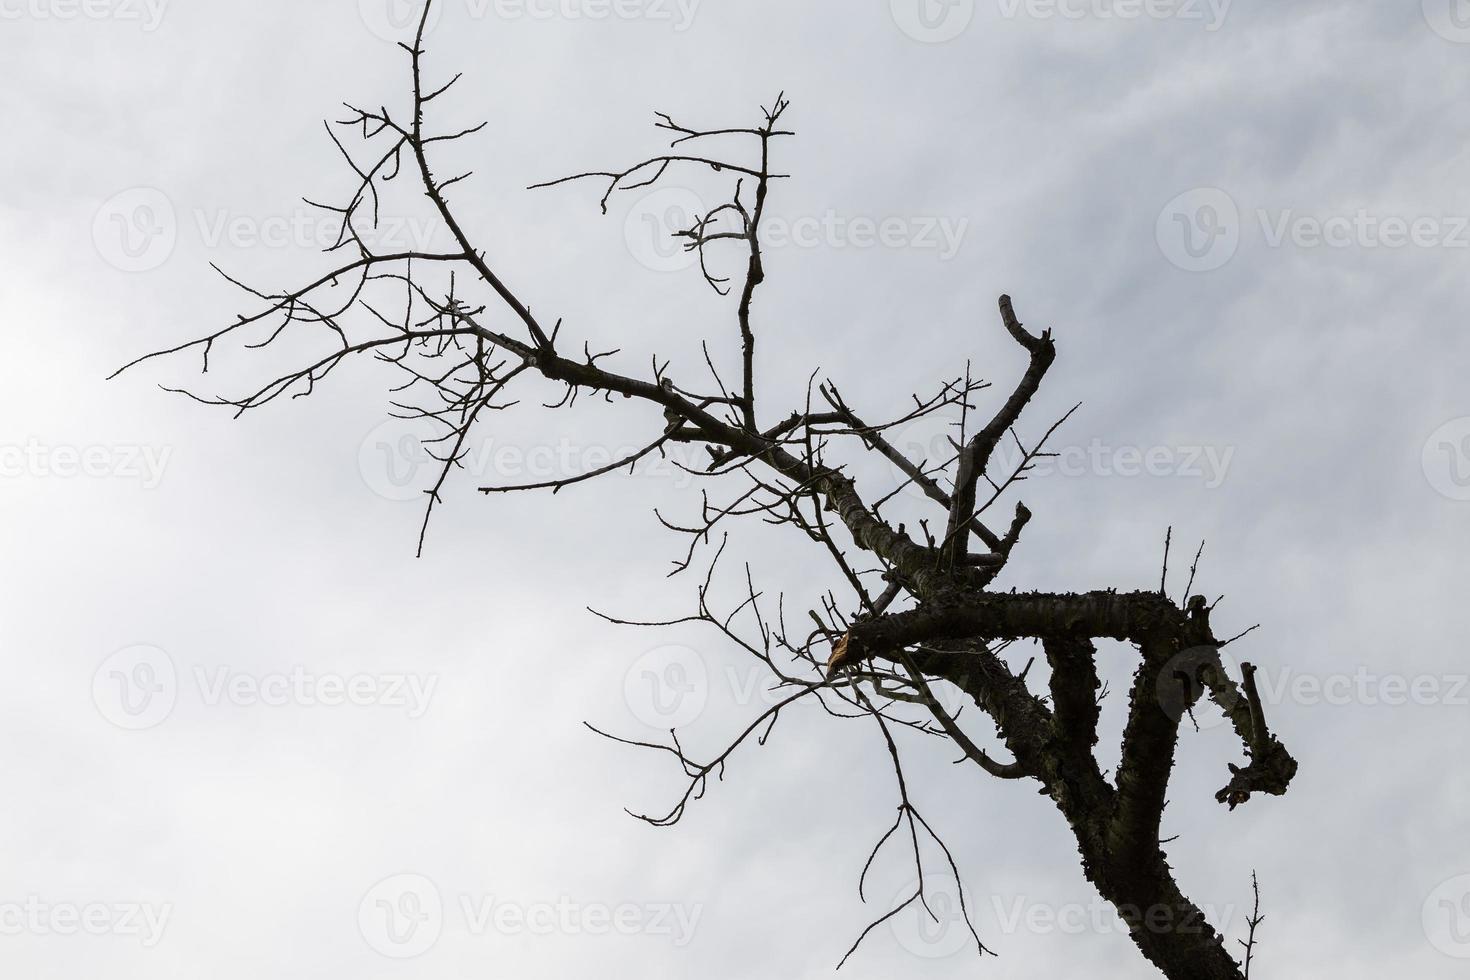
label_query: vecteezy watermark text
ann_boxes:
[93,646,439,730]
[0,440,171,488]
[0,897,172,947]
[1158,188,1470,271]
[358,873,701,959]
[93,186,444,273]
[624,188,969,273]
[0,0,168,30]
[359,421,709,502]
[995,0,1230,30]
[357,0,700,41]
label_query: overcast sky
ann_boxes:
[4,0,1470,976]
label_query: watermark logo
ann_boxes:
[191,208,439,253]
[891,0,975,42]
[623,186,709,273]
[360,0,701,39]
[360,874,443,958]
[1155,659,1469,718]
[621,187,971,272]
[1256,210,1470,250]
[988,893,1238,937]
[623,645,708,729]
[1155,643,1239,732]
[93,188,177,273]
[891,876,974,958]
[1423,0,1470,43]
[489,0,700,29]
[95,188,441,271]
[1156,188,1239,272]
[93,646,437,729]
[1423,418,1470,501]
[995,0,1230,30]
[881,412,1235,501]
[1424,874,1470,958]
[358,418,706,501]
[1160,189,1470,270]
[459,893,701,943]
[93,645,178,731]
[358,0,441,40]
[881,411,959,503]
[0,897,173,946]
[359,418,441,503]
[192,666,437,718]
[0,0,169,30]
[1249,666,1469,710]
[0,439,172,488]
[759,211,969,260]
[358,873,701,954]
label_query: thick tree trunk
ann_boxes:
[1085,847,1244,979]
[862,587,1292,979]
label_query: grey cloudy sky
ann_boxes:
[3,0,1470,976]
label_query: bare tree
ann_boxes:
[115,4,1297,976]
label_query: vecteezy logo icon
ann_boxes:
[1155,643,1240,732]
[358,418,441,502]
[1423,0,1470,43]
[92,188,177,273]
[93,645,178,730]
[1423,874,1470,957]
[882,411,960,503]
[623,187,708,273]
[623,645,708,729]
[890,875,973,958]
[359,873,443,958]
[1422,417,1470,501]
[1156,188,1240,272]
[890,0,975,43]
[359,0,443,42]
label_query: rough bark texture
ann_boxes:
[887,594,1293,978]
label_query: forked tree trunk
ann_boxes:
[887,603,1289,980]
[1041,720,1245,978]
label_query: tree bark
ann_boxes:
[1086,846,1245,979]
[876,597,1286,980]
